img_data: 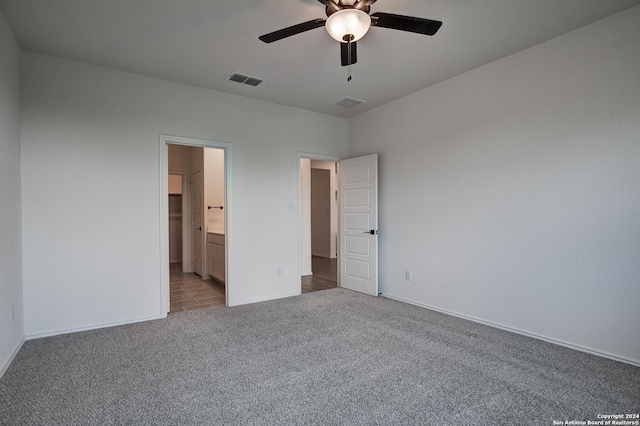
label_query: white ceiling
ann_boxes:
[1,0,639,118]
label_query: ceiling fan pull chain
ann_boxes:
[347,51,352,82]
[347,37,353,82]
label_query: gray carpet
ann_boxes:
[1,289,638,425]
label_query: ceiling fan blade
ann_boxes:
[371,12,442,36]
[259,19,326,43]
[340,41,357,66]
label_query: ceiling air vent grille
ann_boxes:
[229,73,263,87]
[244,77,263,87]
[331,96,366,109]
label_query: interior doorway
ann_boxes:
[160,136,231,315]
[167,144,225,312]
[299,157,339,293]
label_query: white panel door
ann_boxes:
[191,170,203,276]
[339,154,378,296]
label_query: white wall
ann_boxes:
[349,6,640,365]
[20,53,348,337]
[0,10,23,376]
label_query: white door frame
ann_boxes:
[160,135,232,314]
[297,152,342,290]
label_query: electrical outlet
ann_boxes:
[405,270,412,281]
[277,268,283,278]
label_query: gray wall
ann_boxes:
[20,53,348,337]
[349,6,640,364]
[0,9,23,376]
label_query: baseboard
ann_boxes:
[25,314,165,340]
[0,336,25,379]
[380,293,640,368]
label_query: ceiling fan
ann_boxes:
[259,0,442,79]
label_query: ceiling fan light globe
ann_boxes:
[325,9,371,43]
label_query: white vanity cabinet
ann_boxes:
[207,232,225,283]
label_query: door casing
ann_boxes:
[159,135,232,315]
[297,153,342,290]
[298,152,379,296]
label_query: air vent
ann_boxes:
[229,73,263,87]
[243,77,263,87]
[229,73,248,83]
[330,96,366,109]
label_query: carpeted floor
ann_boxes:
[1,288,638,425]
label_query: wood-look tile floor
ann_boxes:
[302,256,338,293]
[170,263,225,313]
[171,255,335,313]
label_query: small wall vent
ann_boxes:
[330,96,366,109]
[229,73,263,87]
